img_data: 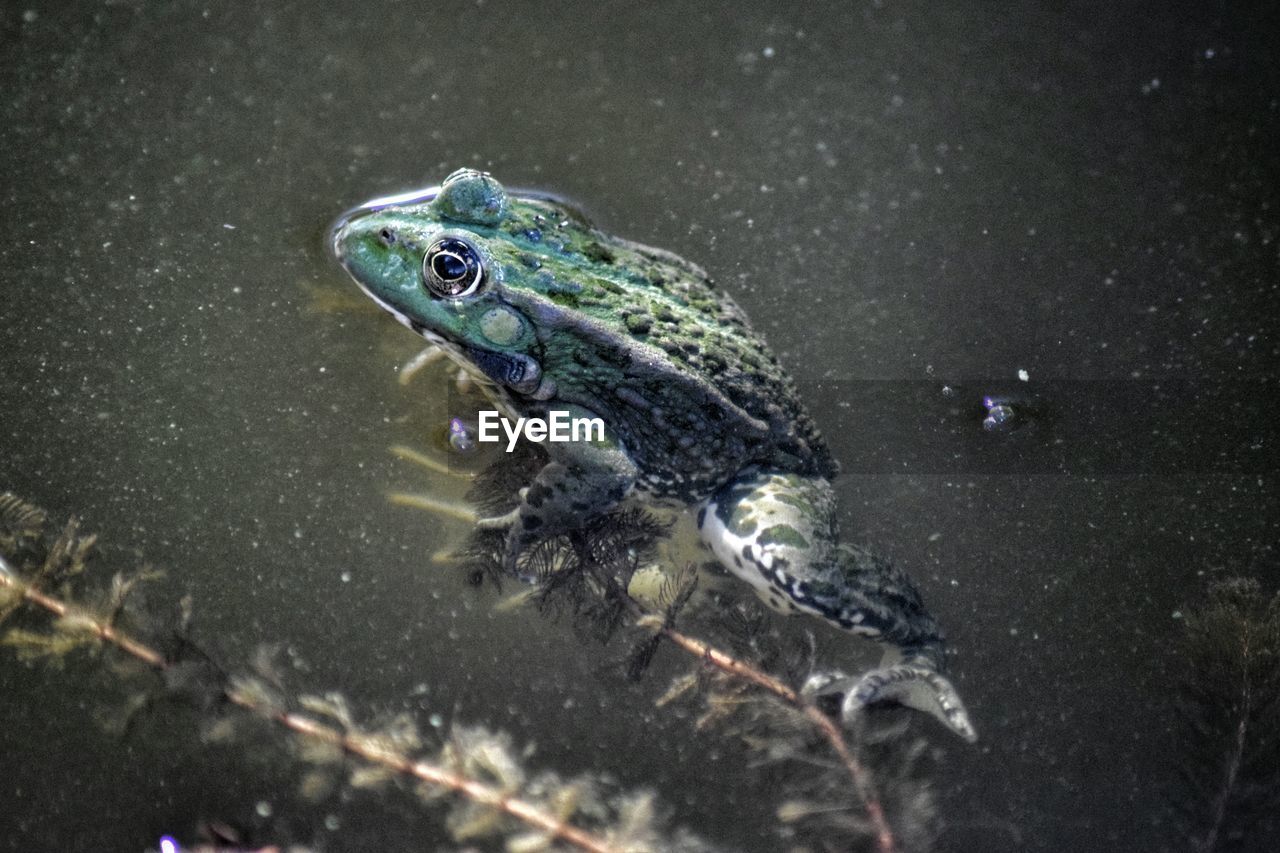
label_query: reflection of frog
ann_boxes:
[332,169,974,740]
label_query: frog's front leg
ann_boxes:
[697,468,976,742]
[477,406,638,576]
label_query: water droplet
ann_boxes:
[983,403,1017,433]
[448,417,475,453]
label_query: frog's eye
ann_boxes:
[423,238,484,298]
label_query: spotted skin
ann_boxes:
[332,169,975,741]
[697,469,974,740]
[700,470,921,629]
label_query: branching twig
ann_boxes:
[508,517,902,852]
[654,619,897,853]
[0,553,624,853]
[226,695,619,853]
[1196,643,1250,853]
[1177,578,1280,852]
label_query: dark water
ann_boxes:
[2,1,1277,850]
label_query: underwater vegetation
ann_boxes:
[8,480,1276,853]
[0,464,946,851]
[0,493,717,852]
[0,309,953,852]
[458,445,945,852]
[1172,578,1280,852]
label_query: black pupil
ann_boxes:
[425,239,482,296]
[433,252,468,281]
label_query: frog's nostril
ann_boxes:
[378,227,397,246]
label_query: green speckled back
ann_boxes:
[333,169,835,498]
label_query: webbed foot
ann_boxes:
[803,666,977,743]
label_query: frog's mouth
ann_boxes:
[396,326,525,420]
[380,306,551,403]
[331,265,533,409]
[329,240,417,334]
[328,196,434,331]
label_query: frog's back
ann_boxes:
[494,197,836,493]
[607,234,838,482]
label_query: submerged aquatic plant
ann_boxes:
[460,462,941,853]
[1173,578,1280,852]
[0,492,713,852]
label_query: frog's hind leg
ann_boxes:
[697,470,936,648]
[697,469,976,741]
[806,544,976,742]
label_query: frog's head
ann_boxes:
[331,168,561,398]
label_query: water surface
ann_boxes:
[2,1,1277,850]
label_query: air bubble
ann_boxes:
[448,417,476,454]
[982,400,1017,433]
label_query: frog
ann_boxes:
[331,169,975,742]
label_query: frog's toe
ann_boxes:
[804,667,977,743]
[800,669,850,717]
[801,669,848,698]
[845,665,977,742]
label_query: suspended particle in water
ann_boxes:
[982,397,1018,433]
[448,417,476,454]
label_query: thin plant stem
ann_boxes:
[1195,626,1252,853]
[0,557,166,668]
[657,622,897,853]
[606,558,897,852]
[0,558,623,853]
[226,695,620,853]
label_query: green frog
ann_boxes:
[331,169,975,741]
